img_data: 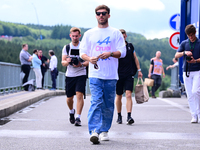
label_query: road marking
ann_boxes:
[157,98,190,113]
[0,130,200,140]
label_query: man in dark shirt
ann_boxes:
[175,24,200,123]
[115,29,143,125]
[38,50,49,89]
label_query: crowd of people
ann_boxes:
[19,45,57,91]
[19,4,200,145]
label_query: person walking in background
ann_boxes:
[61,27,89,126]
[19,44,33,91]
[32,49,42,89]
[115,29,143,125]
[148,51,165,98]
[80,5,126,144]
[175,24,200,123]
[38,50,49,89]
[49,50,58,91]
[166,57,179,70]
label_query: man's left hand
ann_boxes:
[163,74,165,78]
[187,57,196,63]
[98,52,111,59]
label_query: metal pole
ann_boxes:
[32,3,42,40]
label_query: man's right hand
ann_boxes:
[89,57,98,64]
[185,51,193,56]
[66,57,71,63]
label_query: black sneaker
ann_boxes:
[127,117,134,125]
[69,109,75,124]
[116,115,122,124]
[75,117,81,126]
[152,95,157,98]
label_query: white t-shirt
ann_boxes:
[80,26,126,80]
[174,62,179,67]
[62,42,86,77]
[49,55,57,71]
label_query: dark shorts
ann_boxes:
[116,75,134,95]
[65,75,87,97]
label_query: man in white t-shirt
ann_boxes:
[61,27,89,127]
[166,57,179,70]
[80,5,126,144]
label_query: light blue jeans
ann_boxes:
[88,78,117,135]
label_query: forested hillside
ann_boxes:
[0,20,176,89]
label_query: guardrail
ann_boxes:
[0,62,65,95]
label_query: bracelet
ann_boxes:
[110,52,114,57]
[138,69,141,72]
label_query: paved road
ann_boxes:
[0,95,200,150]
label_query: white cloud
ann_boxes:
[1,4,11,9]
[143,29,175,39]
[94,0,165,11]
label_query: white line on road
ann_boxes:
[156,98,190,113]
[0,130,200,140]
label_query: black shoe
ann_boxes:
[75,117,81,126]
[69,109,75,124]
[127,117,134,125]
[152,95,157,98]
[116,115,122,124]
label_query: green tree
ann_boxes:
[0,25,4,35]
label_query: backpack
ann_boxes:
[22,79,35,91]
[65,44,88,78]
[127,43,137,76]
[28,84,35,91]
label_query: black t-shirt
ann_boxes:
[178,38,200,72]
[39,55,48,70]
[118,42,135,78]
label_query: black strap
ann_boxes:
[66,44,70,55]
[186,62,190,77]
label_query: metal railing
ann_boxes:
[0,62,65,95]
[169,66,179,91]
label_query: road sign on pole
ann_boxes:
[169,32,180,50]
[169,14,180,31]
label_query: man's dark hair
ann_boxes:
[119,29,126,34]
[95,5,110,14]
[174,58,178,61]
[185,24,196,35]
[49,50,55,56]
[33,49,38,54]
[22,44,27,48]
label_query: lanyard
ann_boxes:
[189,39,197,52]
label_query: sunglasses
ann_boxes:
[96,12,107,16]
[94,63,99,69]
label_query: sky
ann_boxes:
[0,0,180,39]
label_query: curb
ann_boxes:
[0,90,65,118]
